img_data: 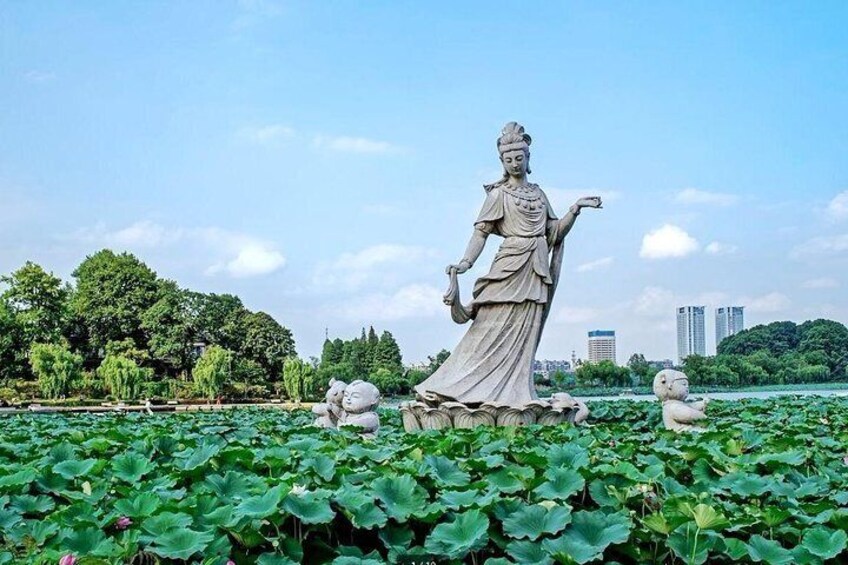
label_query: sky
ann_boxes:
[1,1,847,364]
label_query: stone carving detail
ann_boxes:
[550,393,590,425]
[653,369,709,432]
[400,395,590,432]
[311,378,346,428]
[312,379,382,437]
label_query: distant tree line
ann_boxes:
[317,329,449,396]
[0,251,297,401]
[683,319,848,387]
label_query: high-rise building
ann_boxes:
[715,306,744,348]
[588,330,616,363]
[677,306,706,363]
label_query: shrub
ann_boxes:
[97,355,151,400]
[192,345,233,400]
[368,367,405,395]
[28,343,83,399]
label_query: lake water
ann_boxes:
[579,389,848,402]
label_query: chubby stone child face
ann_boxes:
[668,376,690,400]
[342,381,379,414]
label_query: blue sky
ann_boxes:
[1,1,847,363]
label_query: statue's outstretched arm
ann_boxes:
[450,227,489,273]
[669,403,706,424]
[552,205,580,245]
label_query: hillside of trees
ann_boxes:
[0,251,296,401]
[683,319,848,386]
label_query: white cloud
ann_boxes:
[791,234,848,258]
[312,135,401,154]
[802,277,839,289]
[75,222,286,278]
[826,191,848,221]
[675,188,738,206]
[576,256,614,273]
[206,243,285,278]
[238,124,296,144]
[740,292,791,313]
[705,241,738,255]
[314,244,437,292]
[554,306,598,324]
[337,284,444,321]
[639,224,699,259]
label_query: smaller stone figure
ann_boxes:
[653,369,708,432]
[339,380,381,437]
[550,393,590,425]
[311,378,347,428]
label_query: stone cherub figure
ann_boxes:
[653,369,709,432]
[312,378,347,428]
[338,380,381,438]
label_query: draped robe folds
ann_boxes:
[415,183,559,407]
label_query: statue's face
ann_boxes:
[668,377,690,400]
[500,149,528,178]
[343,383,377,413]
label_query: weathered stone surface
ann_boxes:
[313,379,382,437]
[653,369,709,432]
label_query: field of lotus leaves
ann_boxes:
[1,397,848,564]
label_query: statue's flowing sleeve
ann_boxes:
[474,187,504,234]
[540,190,559,248]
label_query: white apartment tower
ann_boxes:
[677,306,706,363]
[588,330,616,363]
[716,306,744,347]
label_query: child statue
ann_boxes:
[339,380,382,437]
[653,369,709,432]
[311,378,347,428]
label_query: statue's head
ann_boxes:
[498,122,532,179]
[325,378,347,405]
[342,380,381,414]
[653,369,690,401]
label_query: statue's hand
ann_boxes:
[575,196,603,209]
[446,261,470,275]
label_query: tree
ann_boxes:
[798,319,848,373]
[373,331,403,375]
[282,357,315,402]
[1,261,68,346]
[97,355,151,400]
[0,302,26,382]
[321,338,344,366]
[368,367,405,395]
[193,293,248,352]
[575,360,630,388]
[626,353,651,383]
[342,339,369,378]
[239,311,296,379]
[192,346,233,400]
[427,349,451,374]
[141,281,196,376]
[718,321,799,357]
[366,326,379,372]
[29,343,83,399]
[70,250,159,354]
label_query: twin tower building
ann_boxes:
[677,305,745,363]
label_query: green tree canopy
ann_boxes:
[192,345,233,400]
[29,343,83,399]
[70,250,159,354]
[239,311,296,380]
[98,354,151,400]
[1,261,68,346]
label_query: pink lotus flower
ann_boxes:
[227,560,236,565]
[59,555,76,565]
[115,516,132,530]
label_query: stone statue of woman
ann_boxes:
[414,122,602,407]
